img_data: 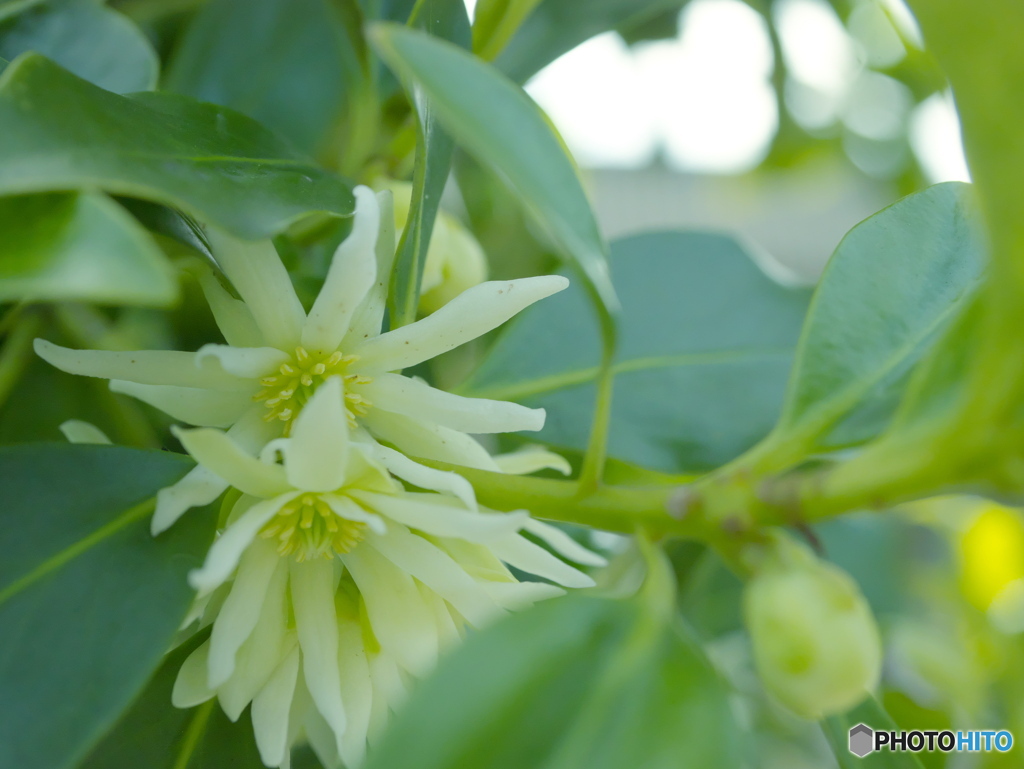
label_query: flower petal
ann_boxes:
[495,445,572,476]
[252,646,300,768]
[301,186,380,355]
[208,538,281,688]
[371,443,477,510]
[153,464,227,535]
[174,426,290,499]
[110,381,253,428]
[482,580,566,610]
[172,641,216,708]
[284,376,349,492]
[206,229,306,350]
[362,409,500,471]
[320,495,387,535]
[352,490,527,543]
[34,339,248,390]
[489,533,596,588]
[336,614,373,768]
[342,544,438,677]
[59,420,110,444]
[195,344,290,379]
[367,526,501,627]
[189,493,298,594]
[352,275,569,374]
[187,259,265,348]
[367,652,406,741]
[291,559,347,757]
[522,519,608,567]
[368,373,544,434]
[346,189,397,344]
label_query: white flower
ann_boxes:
[169,379,603,768]
[34,185,568,535]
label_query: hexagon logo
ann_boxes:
[849,723,874,758]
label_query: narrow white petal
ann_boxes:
[174,426,290,498]
[302,186,380,355]
[291,559,347,756]
[367,652,406,742]
[494,445,572,476]
[110,381,253,428]
[189,494,297,594]
[208,539,281,688]
[195,344,289,379]
[352,490,527,543]
[367,526,501,627]
[421,582,463,649]
[372,443,477,510]
[342,544,438,677]
[321,495,387,535]
[172,641,216,708]
[284,376,349,492]
[352,276,569,374]
[482,580,566,610]
[522,519,608,567]
[206,229,306,350]
[489,533,596,588]
[346,189,396,344]
[34,339,247,390]
[252,646,300,768]
[362,409,501,471]
[336,614,373,768]
[152,464,227,535]
[188,259,265,348]
[59,420,110,444]
[368,373,545,434]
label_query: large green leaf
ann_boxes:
[369,23,617,314]
[81,632,266,769]
[0,53,354,238]
[365,594,741,769]
[0,192,177,306]
[760,182,986,465]
[0,444,215,769]
[459,231,810,473]
[387,0,470,327]
[165,0,363,157]
[495,0,686,82]
[823,696,925,769]
[0,0,158,93]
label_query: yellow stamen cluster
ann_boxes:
[255,346,372,432]
[261,492,367,561]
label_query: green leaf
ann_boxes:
[0,53,354,238]
[364,594,741,769]
[495,0,686,82]
[81,631,266,769]
[369,23,617,315]
[0,0,158,93]
[0,192,177,306]
[460,232,810,473]
[0,443,215,769]
[165,0,364,157]
[387,0,470,327]
[761,182,986,466]
[823,696,925,769]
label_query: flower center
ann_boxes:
[254,346,372,432]
[260,492,367,561]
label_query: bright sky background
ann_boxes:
[465,0,970,181]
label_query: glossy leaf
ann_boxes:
[364,594,741,769]
[388,0,471,327]
[369,23,617,314]
[0,192,177,306]
[460,232,810,473]
[0,0,158,93]
[823,696,925,769]
[81,632,266,769]
[767,182,986,458]
[495,0,686,82]
[0,53,354,238]
[0,443,215,769]
[165,0,363,157]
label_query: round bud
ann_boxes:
[743,534,882,719]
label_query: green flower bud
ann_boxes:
[743,534,882,720]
